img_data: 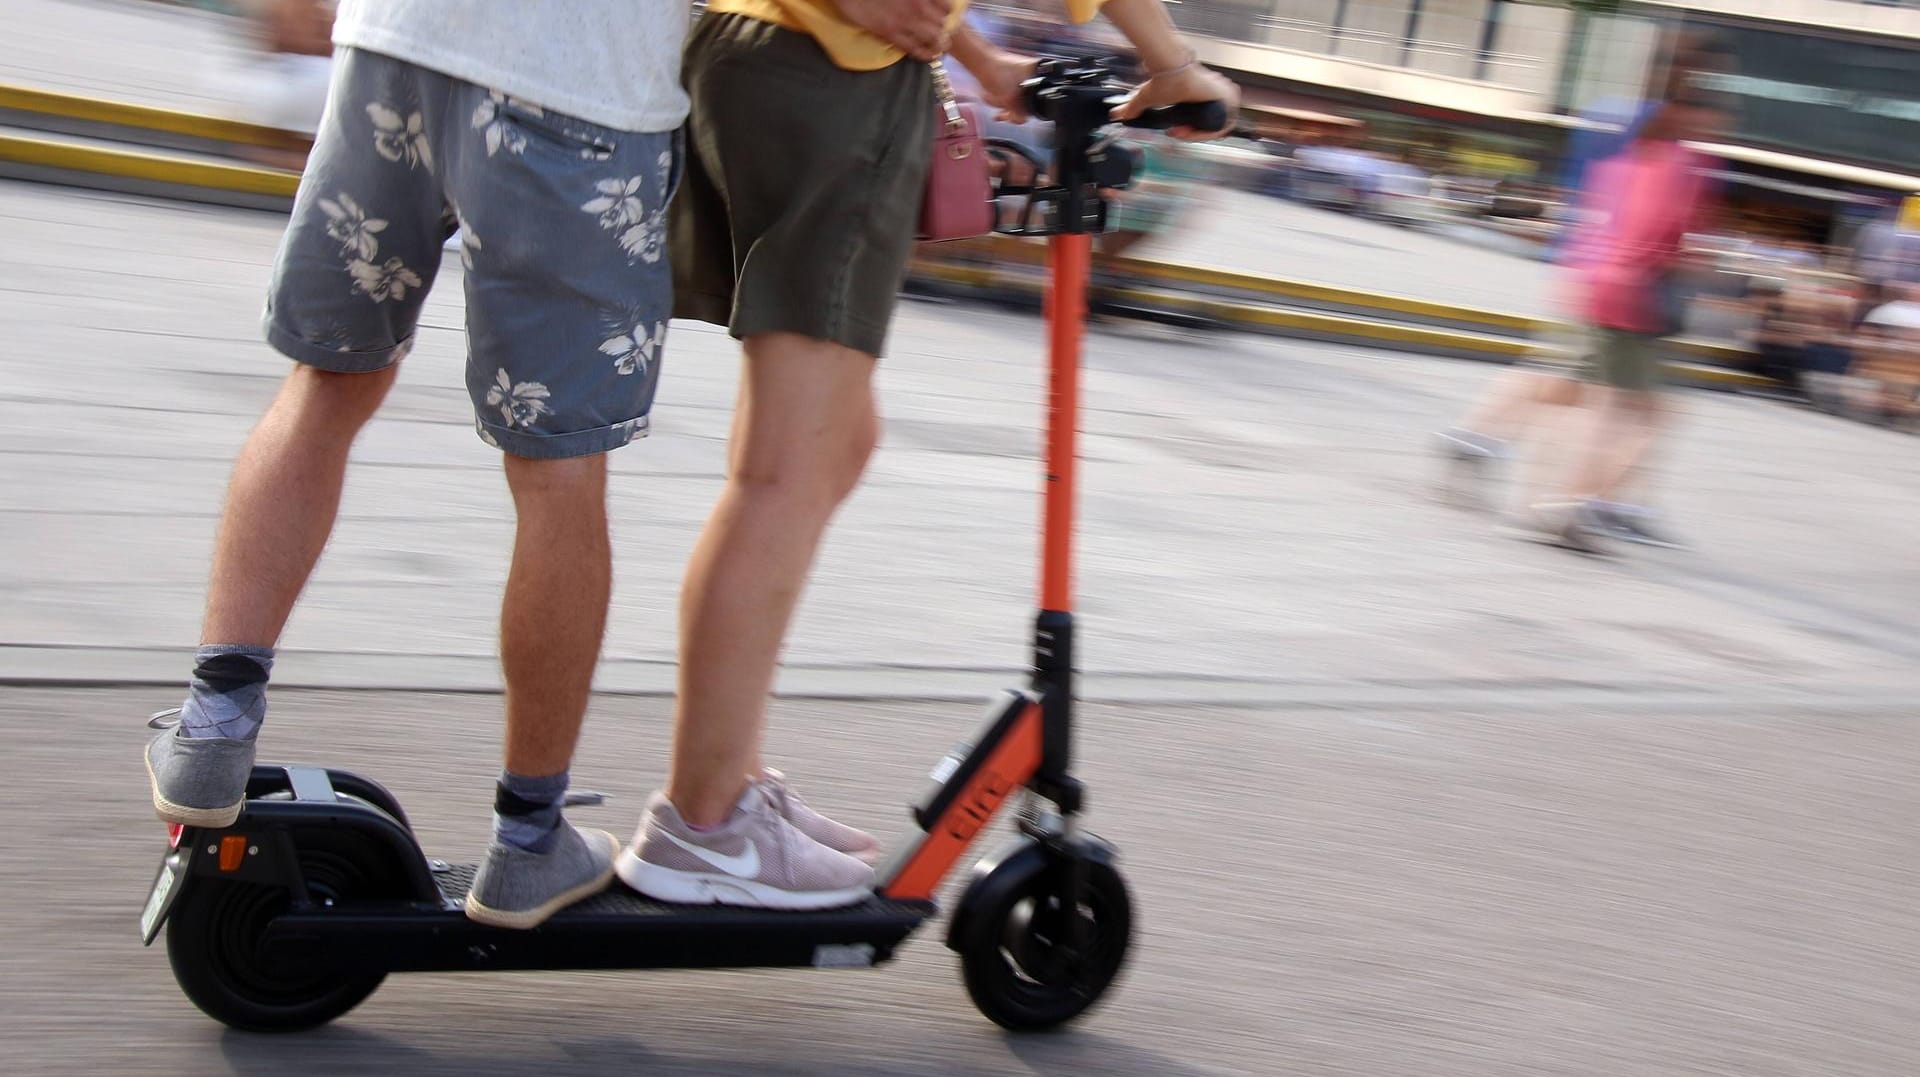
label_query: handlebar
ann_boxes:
[1117,99,1229,134]
[1020,59,1231,137]
[994,59,1238,237]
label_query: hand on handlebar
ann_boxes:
[976,50,1041,123]
[1110,64,1240,140]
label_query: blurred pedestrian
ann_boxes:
[230,0,335,159]
[1525,74,1733,552]
[1434,44,1669,510]
[1850,284,1920,428]
[1853,194,1920,293]
[1438,35,1732,551]
[1747,275,1810,390]
[1097,133,1195,261]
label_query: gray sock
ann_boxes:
[178,644,275,741]
[494,769,569,854]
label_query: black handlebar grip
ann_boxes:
[1123,100,1228,132]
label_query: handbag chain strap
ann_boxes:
[930,59,966,134]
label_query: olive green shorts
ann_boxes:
[671,13,934,358]
[1580,325,1664,393]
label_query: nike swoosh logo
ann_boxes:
[662,830,761,878]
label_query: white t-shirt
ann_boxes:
[332,0,689,133]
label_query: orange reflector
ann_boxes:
[218,835,248,872]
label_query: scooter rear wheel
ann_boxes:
[166,828,393,1032]
[955,849,1132,1031]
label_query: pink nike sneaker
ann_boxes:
[761,768,883,866]
[616,779,873,910]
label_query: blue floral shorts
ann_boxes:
[264,48,679,458]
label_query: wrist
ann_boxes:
[1142,47,1198,80]
[1099,0,1190,72]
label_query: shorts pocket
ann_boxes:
[497,98,621,163]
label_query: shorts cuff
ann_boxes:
[476,415,651,459]
[264,315,409,373]
[731,309,890,359]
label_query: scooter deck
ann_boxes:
[157,766,934,975]
[260,862,934,974]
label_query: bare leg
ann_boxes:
[668,332,879,826]
[201,364,399,645]
[1511,377,1595,510]
[1442,366,1584,512]
[1594,397,1666,503]
[1561,388,1667,502]
[1458,366,1582,442]
[499,453,612,777]
[1607,391,1683,506]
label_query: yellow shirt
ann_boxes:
[709,0,1107,72]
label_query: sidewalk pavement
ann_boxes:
[5,180,1918,707]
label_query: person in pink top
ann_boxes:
[1528,80,1730,551]
[1567,136,1714,338]
[1435,34,1732,551]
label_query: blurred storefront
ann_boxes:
[1079,0,1919,239]
[1571,4,1919,246]
[1170,0,1578,182]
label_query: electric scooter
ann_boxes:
[139,63,1227,1034]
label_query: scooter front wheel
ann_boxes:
[953,842,1132,1031]
[166,831,392,1032]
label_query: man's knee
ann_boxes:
[503,452,608,511]
[281,363,400,431]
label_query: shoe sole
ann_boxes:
[614,848,872,911]
[1501,522,1612,557]
[463,830,620,931]
[1548,531,1612,556]
[146,748,243,829]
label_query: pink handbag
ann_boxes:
[917,61,996,242]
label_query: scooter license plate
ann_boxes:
[139,848,189,945]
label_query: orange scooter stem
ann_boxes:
[1041,233,1090,615]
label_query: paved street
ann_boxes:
[5,687,1918,1076]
